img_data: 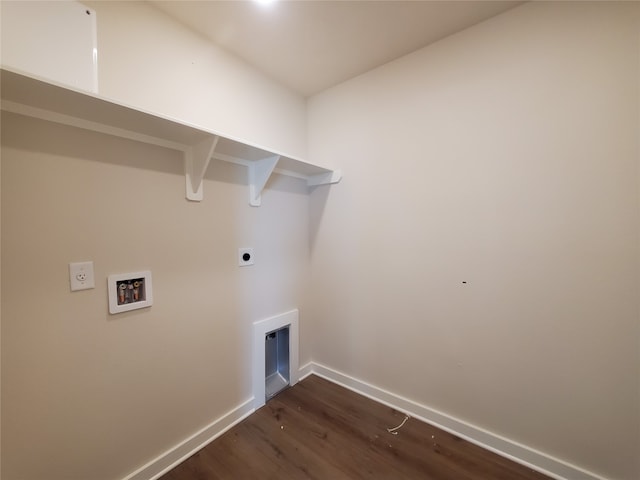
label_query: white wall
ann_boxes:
[2,1,639,479]
[0,1,98,93]
[307,2,640,479]
[1,3,311,478]
[0,112,310,480]
[91,0,307,159]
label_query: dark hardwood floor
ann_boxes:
[160,375,551,480]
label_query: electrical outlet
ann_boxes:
[69,261,95,291]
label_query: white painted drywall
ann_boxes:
[0,1,98,92]
[0,3,312,478]
[0,0,307,159]
[84,0,307,160]
[2,1,639,479]
[307,2,640,479]
[0,112,310,479]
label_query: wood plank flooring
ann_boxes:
[160,375,551,480]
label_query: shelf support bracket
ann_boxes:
[249,155,280,207]
[307,169,343,187]
[185,134,219,201]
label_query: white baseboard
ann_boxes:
[122,398,255,480]
[122,361,605,480]
[307,362,605,480]
[298,360,314,381]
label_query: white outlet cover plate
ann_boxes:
[239,248,254,266]
[69,261,95,291]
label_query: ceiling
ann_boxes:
[149,1,522,97]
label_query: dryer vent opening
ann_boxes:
[265,326,290,400]
[252,309,298,410]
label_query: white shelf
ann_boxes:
[0,68,341,205]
